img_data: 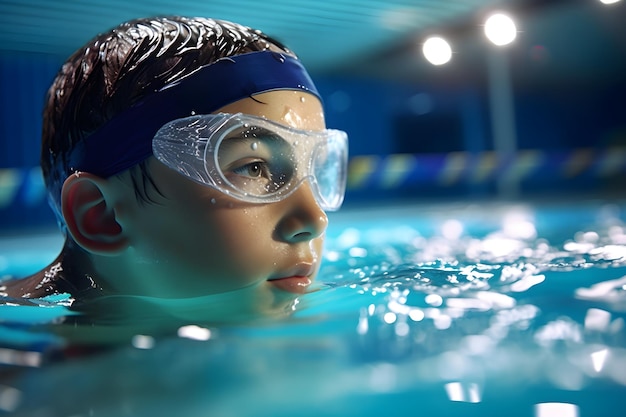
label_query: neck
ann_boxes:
[57,240,111,298]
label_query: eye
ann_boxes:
[231,160,270,179]
[217,128,296,196]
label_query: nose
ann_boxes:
[275,183,328,243]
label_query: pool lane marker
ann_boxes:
[470,151,497,183]
[380,154,415,189]
[345,147,626,190]
[0,169,21,208]
[439,152,467,186]
[1,146,625,208]
[562,148,594,178]
[347,155,379,189]
[500,150,544,186]
[0,167,47,210]
[596,147,626,178]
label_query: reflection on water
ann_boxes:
[1,201,626,416]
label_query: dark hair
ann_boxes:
[41,16,294,222]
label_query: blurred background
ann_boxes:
[0,0,625,231]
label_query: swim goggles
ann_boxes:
[152,113,348,211]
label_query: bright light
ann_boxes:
[584,308,612,332]
[425,293,443,307]
[422,36,452,65]
[408,309,425,321]
[444,382,481,403]
[484,13,517,46]
[599,0,621,4]
[383,312,397,324]
[357,315,369,335]
[591,348,609,372]
[0,385,22,412]
[131,334,155,349]
[510,274,545,292]
[535,403,579,417]
[177,325,212,341]
[441,219,464,240]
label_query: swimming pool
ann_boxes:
[1,198,626,416]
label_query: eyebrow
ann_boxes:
[218,130,284,157]
[223,126,283,142]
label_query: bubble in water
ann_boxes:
[409,309,425,321]
[425,293,443,307]
[383,312,397,324]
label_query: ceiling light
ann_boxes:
[422,36,452,66]
[484,13,517,46]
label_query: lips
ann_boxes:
[268,276,312,294]
[268,263,315,294]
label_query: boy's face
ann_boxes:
[106,90,329,317]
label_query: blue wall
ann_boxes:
[316,75,626,156]
[0,53,60,168]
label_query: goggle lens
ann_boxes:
[312,133,347,210]
[216,125,295,197]
[153,113,348,211]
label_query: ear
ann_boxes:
[61,172,129,255]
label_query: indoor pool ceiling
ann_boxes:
[0,0,624,87]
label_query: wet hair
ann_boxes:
[41,16,294,225]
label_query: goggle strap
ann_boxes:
[63,52,321,178]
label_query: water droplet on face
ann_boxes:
[251,142,258,151]
[190,110,196,115]
[210,198,217,204]
[300,96,306,103]
[243,123,250,128]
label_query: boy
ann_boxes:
[4,16,347,321]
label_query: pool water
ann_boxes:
[1,198,626,416]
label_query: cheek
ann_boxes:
[312,235,325,254]
[127,205,278,294]
[150,201,279,282]
[208,208,278,268]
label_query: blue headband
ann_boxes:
[65,51,321,177]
